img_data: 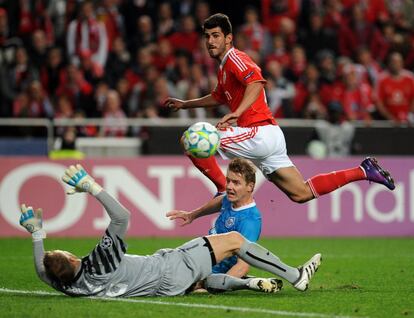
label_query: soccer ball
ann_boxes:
[183,122,220,158]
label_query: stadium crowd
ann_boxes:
[1,0,414,139]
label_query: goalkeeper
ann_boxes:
[20,164,321,297]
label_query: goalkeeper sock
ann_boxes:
[205,274,249,292]
[237,240,299,283]
[187,155,226,193]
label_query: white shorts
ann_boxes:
[217,125,294,176]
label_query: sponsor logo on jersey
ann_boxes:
[225,217,235,229]
[243,71,254,81]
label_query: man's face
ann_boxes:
[389,54,403,75]
[204,27,232,60]
[225,170,253,205]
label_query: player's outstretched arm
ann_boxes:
[166,195,223,226]
[62,164,103,196]
[19,204,52,285]
[165,94,221,111]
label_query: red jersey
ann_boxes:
[211,48,276,127]
[377,70,414,121]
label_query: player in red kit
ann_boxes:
[376,52,414,123]
[165,13,395,204]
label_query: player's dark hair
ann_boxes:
[228,158,256,185]
[203,13,232,36]
[44,251,77,283]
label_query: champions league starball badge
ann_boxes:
[100,235,113,249]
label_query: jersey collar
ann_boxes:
[231,201,256,211]
[220,47,234,70]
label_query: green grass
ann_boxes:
[1,237,413,318]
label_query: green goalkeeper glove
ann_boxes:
[62,164,102,196]
[19,204,46,240]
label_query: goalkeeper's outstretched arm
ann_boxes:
[19,204,53,286]
[62,164,131,239]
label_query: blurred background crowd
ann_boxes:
[1,0,414,141]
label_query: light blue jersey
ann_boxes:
[209,195,262,274]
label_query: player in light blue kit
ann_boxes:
[20,164,322,297]
[168,158,262,280]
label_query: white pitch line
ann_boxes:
[0,288,365,318]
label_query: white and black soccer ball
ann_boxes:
[183,122,220,158]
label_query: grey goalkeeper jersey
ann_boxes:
[52,230,173,297]
[33,191,194,297]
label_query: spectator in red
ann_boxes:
[152,38,175,73]
[129,15,156,54]
[340,64,374,123]
[338,4,375,58]
[102,89,128,137]
[4,46,37,96]
[376,52,414,123]
[265,35,290,68]
[28,29,50,72]
[0,7,23,68]
[94,81,110,115]
[54,94,74,119]
[18,0,54,46]
[67,0,108,69]
[79,49,104,86]
[265,60,295,118]
[294,63,321,116]
[342,0,388,25]
[302,92,327,120]
[298,11,338,62]
[385,0,414,31]
[54,94,75,137]
[322,0,344,30]
[14,80,53,118]
[96,0,125,51]
[127,46,153,86]
[239,6,270,55]
[46,0,67,45]
[156,1,176,38]
[192,38,216,77]
[56,64,94,115]
[166,49,192,84]
[115,77,133,116]
[317,50,337,86]
[40,47,64,98]
[261,0,299,35]
[285,45,307,83]
[370,23,396,64]
[404,34,414,70]
[194,1,210,33]
[356,47,382,86]
[168,15,199,54]
[105,36,131,87]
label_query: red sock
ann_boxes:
[188,155,226,192]
[307,167,366,197]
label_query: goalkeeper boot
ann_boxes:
[247,278,283,293]
[360,157,395,190]
[293,253,322,291]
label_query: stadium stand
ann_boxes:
[0,0,413,156]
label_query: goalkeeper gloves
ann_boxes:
[62,164,102,196]
[19,204,46,241]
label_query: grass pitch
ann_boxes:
[0,237,413,318]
